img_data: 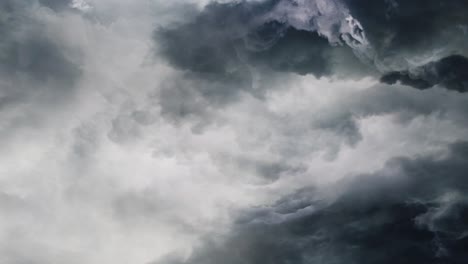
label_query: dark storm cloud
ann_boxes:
[344,0,468,62]
[381,55,468,92]
[156,0,370,78]
[157,0,468,87]
[0,33,81,86]
[0,0,82,147]
[154,0,375,121]
[0,0,81,106]
[152,0,468,133]
[38,0,72,11]
[248,26,339,77]
[0,1,80,82]
[158,141,468,264]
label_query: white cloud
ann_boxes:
[71,0,92,12]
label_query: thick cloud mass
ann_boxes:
[156,0,371,78]
[157,0,468,92]
[0,0,81,105]
[344,0,468,62]
[1,0,468,264]
[162,141,468,264]
[381,55,468,92]
[38,0,73,11]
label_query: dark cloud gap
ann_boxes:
[156,1,274,74]
[381,55,468,92]
[159,141,468,264]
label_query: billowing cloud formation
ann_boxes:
[1,0,468,264]
[0,0,81,108]
[160,141,468,264]
[157,0,468,95]
[155,0,376,119]
[381,55,468,92]
[154,0,468,134]
[38,0,73,11]
[156,0,370,78]
[345,0,468,63]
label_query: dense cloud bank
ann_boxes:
[381,55,468,92]
[1,0,468,263]
[156,0,371,78]
[151,1,468,264]
[0,0,81,110]
[162,141,468,264]
[157,0,468,95]
[345,0,468,61]
[155,1,372,116]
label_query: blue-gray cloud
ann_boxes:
[158,141,468,264]
[157,0,468,91]
[381,55,468,92]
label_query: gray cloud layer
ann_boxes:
[381,55,468,92]
[345,0,468,61]
[155,0,371,77]
[154,0,376,119]
[150,1,468,263]
[1,0,468,263]
[156,0,468,103]
[0,0,81,109]
[160,141,468,264]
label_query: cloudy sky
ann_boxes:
[1,0,468,263]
